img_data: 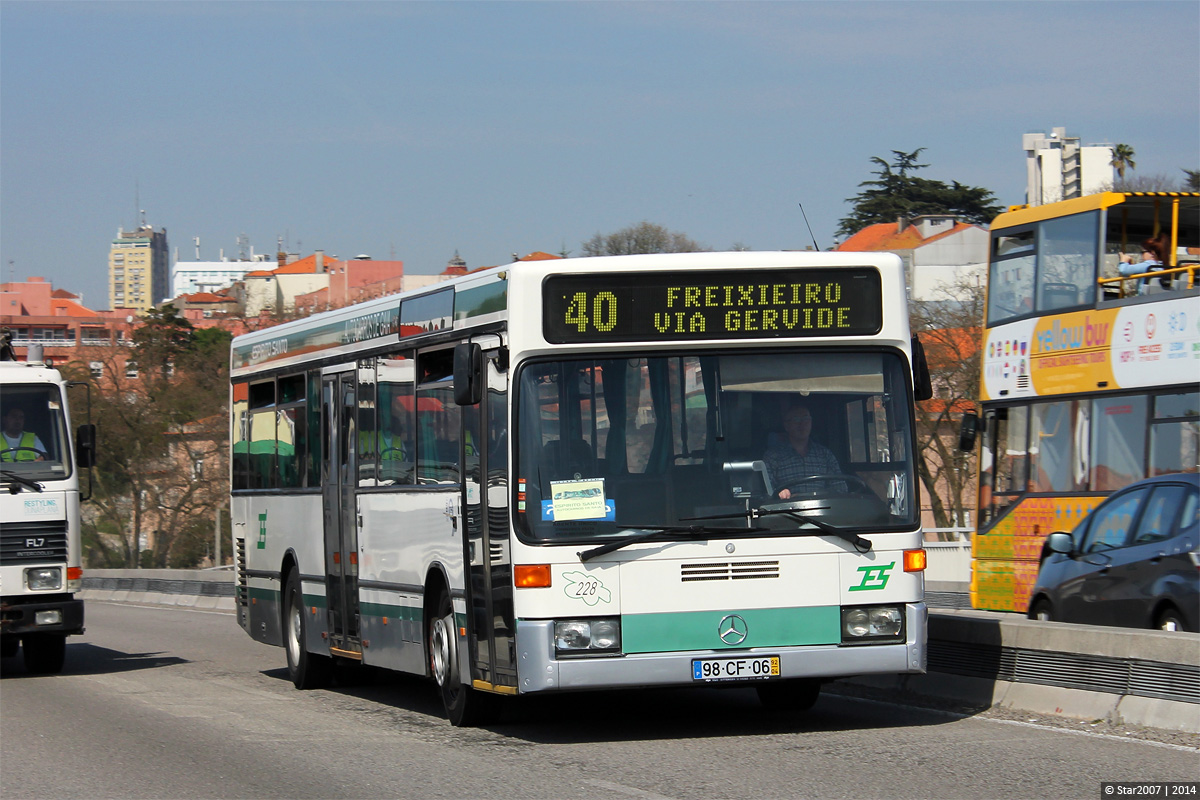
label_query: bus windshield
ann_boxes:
[0,384,71,480]
[515,350,917,543]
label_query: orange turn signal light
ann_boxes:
[903,548,927,572]
[67,567,83,581]
[514,564,552,588]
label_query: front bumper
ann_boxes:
[1,595,85,637]
[515,602,926,694]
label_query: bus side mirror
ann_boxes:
[911,336,933,401]
[76,423,97,468]
[958,412,979,452]
[453,342,483,406]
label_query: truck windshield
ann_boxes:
[0,384,71,480]
[514,350,917,544]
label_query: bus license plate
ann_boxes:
[692,655,780,682]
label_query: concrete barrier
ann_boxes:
[80,569,1199,733]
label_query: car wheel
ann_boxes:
[428,588,499,727]
[1028,598,1053,622]
[1155,607,1188,633]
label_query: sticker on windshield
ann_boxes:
[546,478,612,521]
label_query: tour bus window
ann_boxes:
[1030,400,1087,493]
[1090,395,1147,491]
[417,349,459,484]
[987,229,1036,325]
[376,354,416,486]
[1150,391,1200,476]
[1036,211,1098,313]
[981,406,1029,526]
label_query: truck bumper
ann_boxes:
[1,595,85,637]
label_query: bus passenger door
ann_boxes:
[322,372,362,657]
[463,348,516,691]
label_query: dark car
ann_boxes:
[1028,473,1199,632]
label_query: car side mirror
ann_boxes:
[1044,531,1073,555]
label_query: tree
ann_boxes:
[908,273,985,534]
[581,221,709,257]
[1110,143,1136,180]
[837,149,1003,238]
[68,316,231,568]
[1184,169,1200,192]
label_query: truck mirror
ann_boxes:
[76,424,97,468]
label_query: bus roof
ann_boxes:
[993,192,1200,230]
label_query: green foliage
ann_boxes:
[1182,169,1200,192]
[837,149,1003,239]
[581,221,709,257]
[1110,143,1136,179]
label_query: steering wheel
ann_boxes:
[776,473,868,497]
[0,447,47,461]
[378,448,409,461]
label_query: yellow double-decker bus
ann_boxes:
[968,192,1199,612]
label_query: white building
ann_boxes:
[171,256,273,299]
[1024,128,1114,206]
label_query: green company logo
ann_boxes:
[257,512,267,550]
[849,562,895,591]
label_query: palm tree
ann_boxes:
[1110,144,1136,180]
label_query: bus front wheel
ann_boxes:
[428,588,498,727]
[284,570,333,690]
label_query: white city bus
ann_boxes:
[230,252,930,725]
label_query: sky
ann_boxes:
[2,1,1197,312]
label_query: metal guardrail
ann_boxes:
[81,571,1198,714]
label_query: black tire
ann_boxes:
[1,635,18,659]
[23,633,66,674]
[1028,598,1053,622]
[427,588,498,727]
[756,679,821,712]
[284,570,333,690]
[1155,607,1188,633]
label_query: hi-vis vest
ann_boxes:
[1,431,39,461]
[360,430,409,461]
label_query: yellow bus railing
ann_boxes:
[1097,263,1199,298]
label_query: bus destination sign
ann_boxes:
[543,268,882,343]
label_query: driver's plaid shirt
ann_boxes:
[763,440,843,494]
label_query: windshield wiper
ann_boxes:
[752,507,872,553]
[1,470,44,493]
[577,523,766,562]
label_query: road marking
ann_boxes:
[580,780,676,799]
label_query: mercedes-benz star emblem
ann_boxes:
[718,614,748,645]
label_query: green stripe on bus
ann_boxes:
[622,606,841,653]
[359,601,422,622]
[248,586,279,604]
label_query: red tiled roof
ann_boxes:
[181,292,228,303]
[519,251,562,261]
[49,298,98,317]
[837,221,975,252]
[51,288,80,300]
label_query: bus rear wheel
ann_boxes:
[284,570,333,690]
[428,589,498,727]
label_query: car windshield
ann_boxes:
[514,350,917,543]
[0,383,71,481]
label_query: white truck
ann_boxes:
[1,338,95,673]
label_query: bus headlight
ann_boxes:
[554,618,621,655]
[841,605,904,643]
[26,567,63,592]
